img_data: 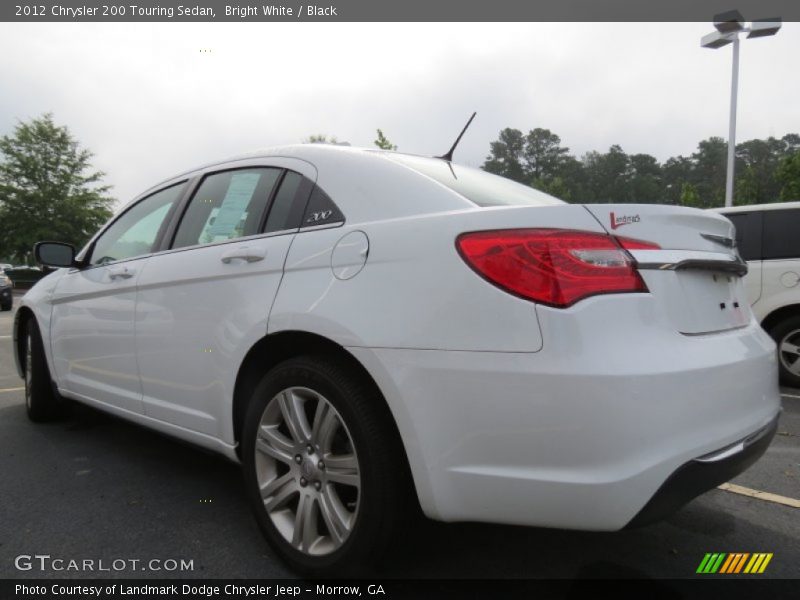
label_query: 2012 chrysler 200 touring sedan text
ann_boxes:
[14,145,780,574]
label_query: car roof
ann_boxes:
[712,201,800,214]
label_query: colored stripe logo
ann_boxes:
[696,553,773,574]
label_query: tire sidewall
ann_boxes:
[771,315,800,387]
[241,357,390,575]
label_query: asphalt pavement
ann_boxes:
[1,294,798,579]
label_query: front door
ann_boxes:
[50,182,187,413]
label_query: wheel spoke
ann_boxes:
[279,390,311,443]
[324,453,360,488]
[789,357,800,376]
[255,429,294,465]
[292,494,319,552]
[262,475,297,512]
[312,400,338,447]
[318,487,351,544]
[260,471,294,500]
[780,340,800,356]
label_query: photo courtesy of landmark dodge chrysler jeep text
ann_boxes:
[14,144,780,574]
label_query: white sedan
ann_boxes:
[14,144,780,574]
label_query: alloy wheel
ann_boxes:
[779,328,800,377]
[254,386,360,556]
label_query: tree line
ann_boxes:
[482,127,800,207]
[3,114,800,264]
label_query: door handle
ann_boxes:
[108,266,135,280]
[220,246,266,264]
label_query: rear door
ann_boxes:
[50,182,187,413]
[134,160,315,438]
[760,208,800,309]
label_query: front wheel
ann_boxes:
[23,318,66,421]
[770,315,800,388]
[242,356,409,576]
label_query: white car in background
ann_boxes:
[715,202,800,387]
[15,145,780,574]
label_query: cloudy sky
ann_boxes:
[1,22,798,208]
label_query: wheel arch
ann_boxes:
[231,329,422,509]
[761,303,800,333]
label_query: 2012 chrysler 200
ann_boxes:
[14,145,780,574]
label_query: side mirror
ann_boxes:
[34,242,77,269]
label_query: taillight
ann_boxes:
[456,229,651,308]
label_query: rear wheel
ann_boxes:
[23,318,66,421]
[242,355,408,576]
[770,315,800,388]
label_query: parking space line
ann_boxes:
[0,335,12,339]
[718,483,800,509]
[0,387,24,393]
[782,392,800,400]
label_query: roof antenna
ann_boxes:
[436,112,476,162]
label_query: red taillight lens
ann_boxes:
[456,229,650,308]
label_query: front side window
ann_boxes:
[90,183,186,265]
[762,208,800,260]
[172,168,280,249]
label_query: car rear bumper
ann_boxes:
[348,302,781,530]
[625,414,778,528]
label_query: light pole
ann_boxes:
[701,11,781,207]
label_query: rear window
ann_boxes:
[386,154,563,208]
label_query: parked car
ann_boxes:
[714,202,800,387]
[5,265,46,290]
[0,270,12,311]
[15,145,780,574]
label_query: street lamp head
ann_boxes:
[714,10,745,33]
[747,18,782,38]
[701,31,735,49]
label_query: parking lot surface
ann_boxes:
[1,296,798,579]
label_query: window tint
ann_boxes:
[172,168,280,249]
[91,183,185,265]
[762,208,800,260]
[301,185,344,227]
[264,171,314,233]
[387,154,563,207]
[725,212,762,261]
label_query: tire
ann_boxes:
[23,318,66,422]
[1,299,10,311]
[241,355,409,576]
[769,314,800,388]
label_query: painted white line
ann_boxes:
[0,335,12,339]
[781,392,800,400]
[718,483,800,509]
[0,387,24,393]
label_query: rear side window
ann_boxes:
[387,154,563,208]
[264,171,314,233]
[725,212,762,261]
[762,209,800,260]
[172,168,281,249]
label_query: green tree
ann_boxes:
[0,114,114,264]
[522,128,569,183]
[690,137,727,207]
[374,129,397,151]
[777,151,800,201]
[628,153,662,204]
[482,128,527,183]
[583,145,630,202]
[680,182,702,208]
[304,134,338,144]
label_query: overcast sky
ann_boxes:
[1,22,798,208]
